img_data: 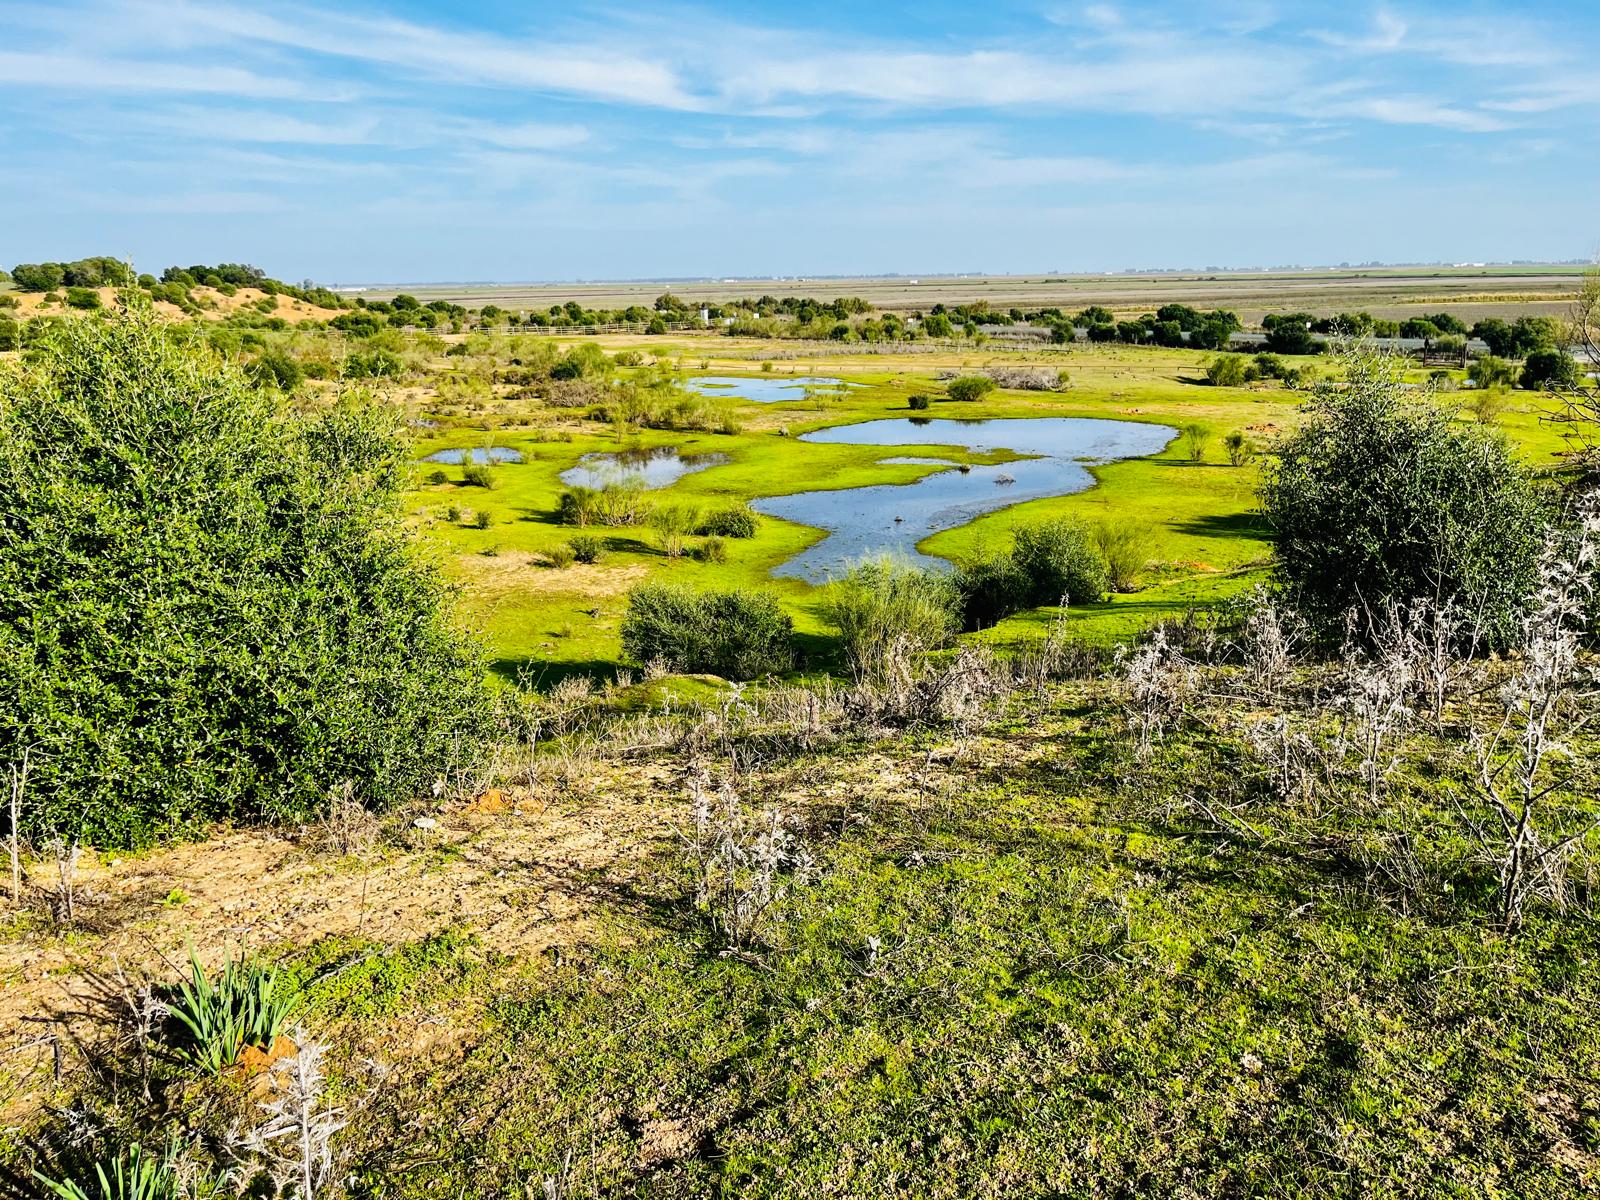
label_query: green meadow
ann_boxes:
[405,339,1564,681]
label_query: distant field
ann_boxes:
[355,265,1586,324]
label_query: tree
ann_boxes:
[1077,305,1114,325]
[1205,355,1249,387]
[0,308,488,848]
[10,263,64,292]
[1520,348,1579,391]
[1261,350,1546,647]
[1262,313,1322,355]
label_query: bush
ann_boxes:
[1205,355,1249,387]
[946,376,997,403]
[698,505,758,538]
[0,311,489,847]
[460,462,496,488]
[245,348,303,392]
[343,348,405,379]
[557,481,653,527]
[959,519,1109,628]
[1224,430,1254,467]
[1468,355,1517,390]
[825,560,961,684]
[545,542,575,567]
[1182,424,1210,463]
[1261,351,1546,647]
[471,510,492,529]
[1093,518,1154,592]
[64,287,101,310]
[692,535,728,563]
[1519,348,1580,391]
[569,534,604,563]
[621,585,794,679]
[167,949,299,1072]
[908,393,930,410]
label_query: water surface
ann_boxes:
[686,375,860,404]
[753,417,1174,581]
[422,446,523,464]
[560,445,730,490]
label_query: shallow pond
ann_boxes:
[753,417,1174,581]
[422,446,524,464]
[686,375,860,404]
[560,445,730,490]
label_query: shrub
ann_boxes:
[0,310,489,847]
[1224,430,1254,467]
[167,949,299,1072]
[621,585,794,679]
[342,348,405,379]
[908,393,930,410]
[557,481,653,527]
[569,534,604,563]
[545,542,576,567]
[698,505,758,538]
[472,510,492,529]
[427,469,448,484]
[245,348,303,392]
[946,376,997,403]
[1519,348,1580,391]
[1181,423,1210,463]
[64,287,102,310]
[693,535,728,563]
[1094,518,1154,592]
[1261,351,1546,647]
[460,462,496,488]
[649,503,700,557]
[1205,355,1249,387]
[959,519,1109,627]
[825,560,961,684]
[1468,354,1517,390]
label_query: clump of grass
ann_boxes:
[166,950,299,1073]
[1094,518,1154,592]
[35,1139,225,1200]
[826,559,961,686]
[1182,423,1210,463]
[545,543,576,568]
[460,463,496,489]
[648,504,701,559]
[1225,430,1254,466]
[693,535,728,563]
[908,393,930,410]
[698,505,758,539]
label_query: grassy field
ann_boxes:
[405,337,1570,683]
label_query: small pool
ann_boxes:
[753,417,1174,581]
[560,445,730,490]
[422,446,524,464]
[686,375,859,403]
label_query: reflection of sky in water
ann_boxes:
[422,446,523,464]
[560,445,730,489]
[686,375,859,403]
[754,417,1175,582]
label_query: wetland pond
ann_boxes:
[686,375,860,404]
[754,416,1175,582]
[561,445,730,490]
[422,446,524,465]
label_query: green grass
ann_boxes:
[405,343,1568,678]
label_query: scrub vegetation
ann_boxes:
[1,269,1597,1198]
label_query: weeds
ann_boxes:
[167,950,300,1073]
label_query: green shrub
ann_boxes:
[545,542,576,567]
[692,535,728,563]
[166,949,300,1073]
[946,376,997,403]
[1519,348,1580,391]
[1205,355,1249,386]
[245,348,303,392]
[698,505,758,538]
[342,348,405,379]
[569,534,604,563]
[959,519,1109,628]
[1182,423,1210,462]
[825,560,961,684]
[1224,430,1254,467]
[1261,351,1546,647]
[0,310,489,847]
[1093,518,1154,592]
[472,509,492,529]
[427,468,448,484]
[648,503,700,558]
[460,462,496,488]
[622,585,794,679]
[908,393,931,410]
[64,286,102,310]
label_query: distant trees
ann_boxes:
[1262,313,1323,355]
[1519,348,1580,391]
[1471,316,1562,359]
[10,263,65,292]
[10,257,134,292]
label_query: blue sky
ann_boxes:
[2,0,1597,283]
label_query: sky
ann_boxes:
[2,0,1598,284]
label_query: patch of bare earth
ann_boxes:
[0,763,684,1120]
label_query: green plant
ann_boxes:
[825,560,961,685]
[35,1140,225,1200]
[1205,355,1249,387]
[621,585,794,679]
[569,534,604,564]
[545,542,576,567]
[1261,350,1546,647]
[1093,518,1154,592]
[1224,430,1254,467]
[945,376,996,403]
[958,519,1109,628]
[427,469,448,485]
[0,309,489,847]
[693,535,728,563]
[908,393,931,410]
[648,503,701,558]
[167,949,300,1072]
[1182,423,1210,463]
[460,462,496,488]
[472,510,492,530]
[698,505,758,539]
